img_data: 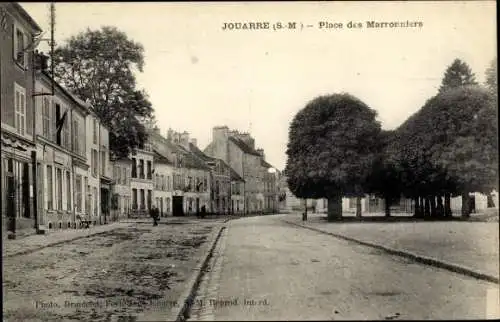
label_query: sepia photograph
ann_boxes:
[1,1,498,321]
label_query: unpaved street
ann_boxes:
[189,215,499,321]
[3,220,224,322]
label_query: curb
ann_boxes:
[3,226,123,259]
[283,220,499,284]
[168,224,227,322]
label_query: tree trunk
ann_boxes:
[424,198,431,217]
[444,193,452,217]
[461,192,470,217]
[355,196,362,217]
[413,197,420,217]
[436,196,445,217]
[385,196,391,217]
[430,196,437,218]
[327,194,342,222]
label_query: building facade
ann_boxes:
[1,3,42,237]
[34,72,93,230]
[153,150,174,216]
[111,157,132,220]
[204,126,278,214]
[129,144,155,216]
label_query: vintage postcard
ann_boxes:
[1,1,498,321]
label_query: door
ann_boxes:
[36,163,45,229]
[159,198,163,217]
[196,198,200,214]
[6,175,16,232]
[173,196,184,217]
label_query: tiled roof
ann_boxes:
[174,144,210,170]
[229,166,244,182]
[261,159,273,169]
[228,137,261,156]
[153,150,172,165]
[189,143,215,162]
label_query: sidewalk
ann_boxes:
[2,221,131,258]
[282,213,499,282]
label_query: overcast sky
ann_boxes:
[22,1,496,171]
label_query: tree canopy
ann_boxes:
[285,93,382,219]
[53,26,154,158]
[438,58,478,94]
[485,58,497,94]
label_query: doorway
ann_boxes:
[173,196,184,216]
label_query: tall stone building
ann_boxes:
[204,126,278,214]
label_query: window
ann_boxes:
[14,84,26,136]
[46,165,53,210]
[91,149,98,177]
[42,97,51,138]
[122,167,127,185]
[147,190,152,210]
[84,177,89,214]
[93,187,98,215]
[139,160,144,179]
[166,198,171,213]
[14,27,27,68]
[56,168,63,210]
[140,189,145,209]
[93,119,97,144]
[75,175,82,212]
[146,161,152,179]
[100,151,106,176]
[132,189,137,209]
[66,171,71,211]
[115,166,121,183]
[131,158,137,178]
[62,108,70,149]
[73,119,79,154]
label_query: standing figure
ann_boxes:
[150,205,160,226]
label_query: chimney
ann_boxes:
[239,133,255,149]
[190,138,197,147]
[180,131,190,147]
[167,128,173,141]
[213,126,229,142]
[256,148,265,159]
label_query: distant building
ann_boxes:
[111,157,132,220]
[148,128,211,216]
[204,126,278,214]
[152,149,174,217]
[129,144,155,216]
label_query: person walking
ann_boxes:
[200,205,206,219]
[150,205,160,226]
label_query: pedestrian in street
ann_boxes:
[150,205,159,226]
[200,205,206,219]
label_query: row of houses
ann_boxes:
[110,126,280,219]
[1,3,281,238]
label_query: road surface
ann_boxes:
[189,215,499,321]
